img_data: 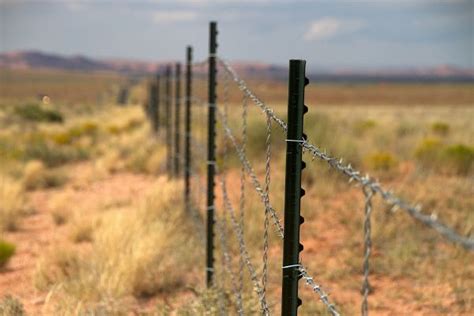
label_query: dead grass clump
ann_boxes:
[69,217,96,243]
[0,295,25,316]
[34,248,82,291]
[22,160,67,190]
[36,179,198,313]
[0,177,27,232]
[49,195,73,226]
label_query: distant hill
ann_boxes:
[1,50,473,82]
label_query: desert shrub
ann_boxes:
[353,119,377,135]
[415,138,443,169]
[365,152,398,171]
[22,160,67,190]
[415,138,473,175]
[431,121,450,136]
[23,135,88,167]
[0,295,25,316]
[15,103,63,123]
[0,137,22,161]
[0,178,27,232]
[50,121,98,145]
[442,144,474,175]
[0,240,16,268]
[397,121,417,137]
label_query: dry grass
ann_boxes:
[0,68,473,314]
[0,177,28,232]
[34,178,200,313]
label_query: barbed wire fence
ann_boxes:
[144,21,474,316]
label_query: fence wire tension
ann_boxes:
[145,21,474,316]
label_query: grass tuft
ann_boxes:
[0,295,25,316]
[0,178,27,232]
[0,240,16,269]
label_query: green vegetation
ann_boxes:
[14,103,63,123]
[0,240,16,268]
[415,138,473,175]
[431,121,450,136]
[443,144,474,175]
[365,151,398,171]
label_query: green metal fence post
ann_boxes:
[149,78,158,133]
[165,65,172,176]
[206,21,218,287]
[185,46,193,213]
[174,63,182,177]
[281,59,308,316]
[155,74,160,132]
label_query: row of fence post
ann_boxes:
[145,21,309,316]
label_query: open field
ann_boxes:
[0,68,473,315]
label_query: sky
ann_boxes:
[0,0,473,69]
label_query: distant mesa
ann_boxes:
[0,50,472,82]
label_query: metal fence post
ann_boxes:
[165,65,172,175]
[149,78,158,133]
[174,63,182,177]
[155,74,160,132]
[185,46,193,213]
[281,59,308,316]
[206,21,218,287]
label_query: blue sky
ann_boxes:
[1,0,472,69]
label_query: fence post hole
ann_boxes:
[185,46,193,213]
[206,21,218,287]
[165,65,172,176]
[156,74,160,132]
[282,59,308,316]
[174,62,182,177]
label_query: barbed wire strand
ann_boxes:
[361,186,374,316]
[216,212,244,315]
[215,106,340,315]
[221,68,245,314]
[262,113,272,307]
[239,93,249,308]
[217,170,271,315]
[218,56,474,252]
[216,107,284,238]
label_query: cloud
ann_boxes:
[152,10,198,24]
[303,18,364,41]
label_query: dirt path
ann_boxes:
[0,162,155,314]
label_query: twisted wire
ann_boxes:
[218,56,474,251]
[361,186,374,316]
[262,113,271,305]
[217,171,271,315]
[298,265,341,316]
[238,94,249,305]
[216,212,244,315]
[221,68,245,314]
[216,105,339,315]
[216,107,284,238]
